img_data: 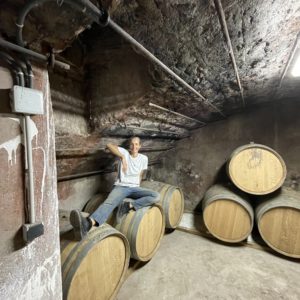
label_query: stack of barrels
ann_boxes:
[203,143,300,259]
[60,180,185,299]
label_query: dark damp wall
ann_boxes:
[151,100,300,212]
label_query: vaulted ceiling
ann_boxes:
[1,0,299,178]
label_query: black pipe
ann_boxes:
[16,0,90,47]
[10,55,30,86]
[0,38,70,70]
[16,0,108,47]
[0,51,25,86]
[57,159,162,182]
[57,169,114,182]
[74,0,109,25]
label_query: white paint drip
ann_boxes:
[0,118,21,165]
[0,135,21,165]
[19,250,61,300]
[8,117,20,124]
[33,146,46,216]
[24,118,38,145]
[0,117,38,166]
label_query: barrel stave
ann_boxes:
[141,180,184,228]
[255,189,300,258]
[115,204,165,261]
[202,184,254,243]
[60,224,130,300]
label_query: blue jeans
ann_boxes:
[90,185,160,226]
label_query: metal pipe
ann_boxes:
[2,54,29,171]
[0,52,25,86]
[279,32,300,87]
[21,56,36,224]
[72,1,225,116]
[24,115,35,223]
[0,52,31,216]
[57,159,162,182]
[74,0,224,116]
[108,19,225,117]
[149,102,206,125]
[55,146,174,157]
[0,38,70,70]
[124,125,188,136]
[16,0,100,47]
[57,169,113,182]
[105,132,184,140]
[15,0,224,116]
[213,0,245,108]
[6,48,36,226]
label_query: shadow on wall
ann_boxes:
[0,89,12,114]
[194,162,228,212]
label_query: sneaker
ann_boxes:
[70,210,92,241]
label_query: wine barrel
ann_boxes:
[83,193,107,214]
[115,203,165,261]
[227,143,286,195]
[202,184,254,243]
[256,189,300,258]
[141,181,184,229]
[83,194,116,226]
[61,224,130,300]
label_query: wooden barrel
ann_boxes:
[202,184,254,243]
[61,224,130,300]
[83,193,107,214]
[227,143,286,195]
[141,180,184,229]
[83,193,116,226]
[115,203,165,261]
[255,189,300,258]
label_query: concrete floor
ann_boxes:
[117,230,300,300]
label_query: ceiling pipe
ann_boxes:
[124,125,188,136]
[278,32,300,87]
[105,132,185,140]
[149,102,206,125]
[55,146,174,157]
[15,0,225,117]
[73,0,226,118]
[108,19,225,117]
[213,0,245,108]
[0,38,70,70]
[13,0,108,71]
[15,0,104,47]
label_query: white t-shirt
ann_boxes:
[114,147,148,187]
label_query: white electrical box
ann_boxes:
[11,85,44,115]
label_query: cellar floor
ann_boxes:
[116,230,300,300]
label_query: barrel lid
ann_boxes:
[228,143,287,195]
